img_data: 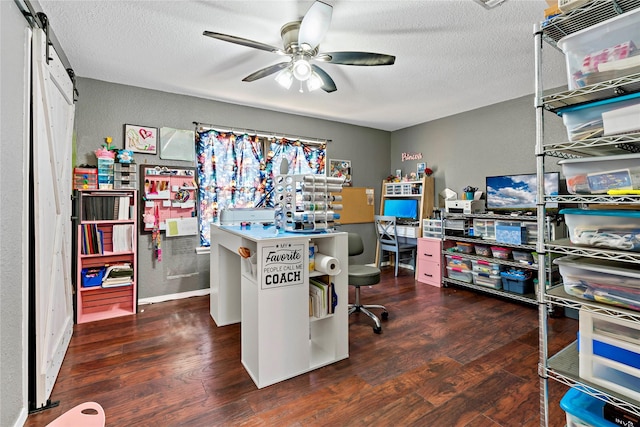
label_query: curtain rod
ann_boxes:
[193,122,331,146]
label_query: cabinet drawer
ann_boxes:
[417,259,441,287]
[418,237,441,261]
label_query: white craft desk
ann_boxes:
[209,224,348,388]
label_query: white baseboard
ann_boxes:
[138,288,210,305]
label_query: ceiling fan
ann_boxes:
[203,1,396,93]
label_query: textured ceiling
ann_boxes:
[37,0,567,132]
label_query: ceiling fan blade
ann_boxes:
[203,31,285,55]
[298,1,333,51]
[242,62,291,82]
[311,64,337,93]
[316,52,396,66]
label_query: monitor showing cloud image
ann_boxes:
[486,172,559,211]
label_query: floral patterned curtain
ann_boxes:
[196,130,326,246]
[258,138,326,209]
[196,130,266,245]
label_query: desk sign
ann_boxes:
[261,242,305,290]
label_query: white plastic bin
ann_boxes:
[558,153,640,194]
[557,7,640,89]
[560,208,640,251]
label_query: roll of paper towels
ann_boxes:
[314,253,342,275]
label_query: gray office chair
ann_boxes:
[375,215,418,276]
[347,232,388,334]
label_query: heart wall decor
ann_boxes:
[124,124,158,154]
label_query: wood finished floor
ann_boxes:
[25,267,577,427]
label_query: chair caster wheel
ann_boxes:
[373,326,382,334]
[381,311,389,320]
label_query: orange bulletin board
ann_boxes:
[332,187,375,224]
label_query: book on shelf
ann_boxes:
[101,263,133,288]
[112,224,134,252]
[81,224,104,255]
[310,279,335,317]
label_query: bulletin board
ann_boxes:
[140,165,197,233]
[332,187,375,224]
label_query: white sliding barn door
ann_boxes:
[31,28,75,407]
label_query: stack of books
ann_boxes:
[101,264,133,288]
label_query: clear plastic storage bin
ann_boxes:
[560,208,640,252]
[490,246,512,260]
[473,244,492,257]
[455,242,474,254]
[559,153,640,194]
[471,271,502,289]
[557,94,640,142]
[445,254,472,270]
[557,7,640,89]
[471,259,502,275]
[554,255,640,312]
[446,266,472,283]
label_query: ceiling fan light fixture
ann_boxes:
[472,0,508,9]
[297,1,333,51]
[275,68,294,89]
[292,59,312,81]
[307,72,323,92]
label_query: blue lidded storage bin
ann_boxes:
[560,388,618,427]
[560,208,640,252]
[500,270,533,294]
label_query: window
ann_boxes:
[195,129,326,246]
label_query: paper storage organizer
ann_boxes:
[559,153,640,195]
[554,255,640,312]
[472,218,495,240]
[422,219,443,238]
[471,271,502,289]
[73,167,98,190]
[556,7,640,90]
[579,309,640,403]
[560,208,640,252]
[559,388,618,427]
[556,93,640,142]
[445,254,472,270]
[446,266,472,283]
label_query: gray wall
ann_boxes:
[74,78,391,299]
[1,2,30,425]
[390,94,567,207]
[2,8,570,420]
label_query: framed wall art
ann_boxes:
[328,159,352,186]
[124,124,158,154]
